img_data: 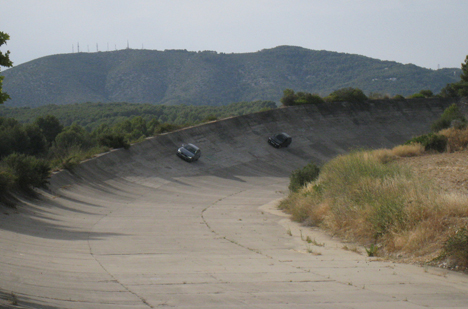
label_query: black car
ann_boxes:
[177,143,201,162]
[268,132,292,148]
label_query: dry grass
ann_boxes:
[440,127,468,152]
[391,143,425,157]
[280,148,468,267]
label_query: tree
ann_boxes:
[325,87,368,103]
[419,89,433,98]
[461,55,468,83]
[280,89,324,106]
[280,89,297,106]
[24,124,48,156]
[34,115,64,146]
[55,124,94,150]
[295,92,324,105]
[440,54,468,98]
[0,31,13,104]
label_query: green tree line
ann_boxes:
[0,100,276,131]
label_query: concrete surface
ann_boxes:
[1,100,468,308]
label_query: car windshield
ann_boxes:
[275,134,286,142]
[184,144,198,153]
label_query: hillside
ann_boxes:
[1,45,462,107]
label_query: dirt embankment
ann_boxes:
[399,151,468,195]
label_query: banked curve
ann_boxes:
[0,98,461,309]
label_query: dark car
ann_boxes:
[177,143,201,162]
[268,132,292,148]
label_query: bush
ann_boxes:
[202,114,218,122]
[324,87,368,103]
[280,89,324,106]
[154,123,180,134]
[98,133,130,149]
[431,118,452,132]
[406,133,447,152]
[431,103,466,132]
[425,134,448,152]
[289,162,320,192]
[3,153,50,190]
[419,89,434,98]
[391,144,424,157]
[443,227,468,268]
[295,92,325,105]
[0,169,15,194]
[48,145,110,172]
[439,127,468,151]
[280,89,297,106]
[407,93,425,99]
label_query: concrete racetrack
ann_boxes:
[1,100,468,308]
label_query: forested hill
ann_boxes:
[1,45,461,107]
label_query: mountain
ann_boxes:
[1,46,461,107]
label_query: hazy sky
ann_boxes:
[1,0,467,70]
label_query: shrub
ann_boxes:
[278,193,312,222]
[60,156,80,171]
[391,143,424,157]
[407,93,425,99]
[48,145,110,172]
[280,89,297,106]
[368,92,390,100]
[98,133,130,149]
[288,162,320,192]
[295,92,325,105]
[419,89,434,98]
[202,114,218,122]
[0,169,15,194]
[393,94,405,100]
[431,103,466,132]
[425,134,448,152]
[280,89,324,106]
[324,87,368,103]
[439,127,468,151]
[154,123,180,134]
[406,133,447,152]
[443,227,468,268]
[431,118,452,132]
[371,148,396,164]
[3,153,50,190]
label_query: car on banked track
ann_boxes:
[177,143,201,162]
[268,132,292,148]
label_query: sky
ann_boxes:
[1,0,468,70]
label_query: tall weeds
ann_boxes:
[280,148,468,265]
